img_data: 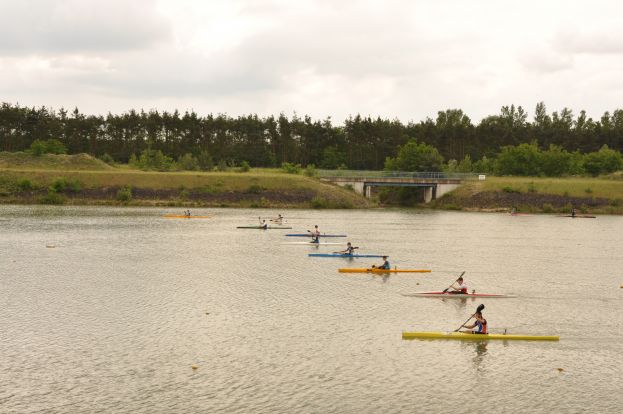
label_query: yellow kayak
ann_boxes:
[402,331,559,341]
[339,268,431,273]
[163,215,211,219]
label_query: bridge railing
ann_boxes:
[317,169,480,180]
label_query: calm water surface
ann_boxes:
[1,206,622,413]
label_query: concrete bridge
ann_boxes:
[318,170,479,202]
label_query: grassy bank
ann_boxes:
[0,153,370,208]
[430,176,623,214]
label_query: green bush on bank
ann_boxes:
[29,139,67,156]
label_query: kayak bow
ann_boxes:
[402,291,516,298]
[339,268,431,273]
[402,331,559,341]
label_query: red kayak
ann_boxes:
[402,291,516,298]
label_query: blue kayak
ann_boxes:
[308,253,388,258]
[286,233,347,237]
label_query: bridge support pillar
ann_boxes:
[423,186,434,203]
[364,185,372,198]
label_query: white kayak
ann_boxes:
[403,291,516,298]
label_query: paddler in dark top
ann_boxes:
[258,217,268,229]
[336,242,358,255]
[571,207,577,218]
[463,309,488,334]
[372,256,390,270]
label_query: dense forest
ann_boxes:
[1,102,623,172]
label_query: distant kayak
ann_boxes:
[282,242,343,245]
[339,268,431,273]
[163,214,211,219]
[286,233,347,237]
[402,331,559,341]
[237,226,292,229]
[308,253,387,258]
[402,291,516,298]
[556,214,596,218]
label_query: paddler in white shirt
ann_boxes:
[258,217,268,229]
[308,225,320,243]
[447,276,468,294]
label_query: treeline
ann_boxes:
[2,102,623,171]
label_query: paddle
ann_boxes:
[333,246,358,254]
[454,304,485,332]
[443,271,465,293]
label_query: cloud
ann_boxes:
[0,0,171,55]
[555,28,623,55]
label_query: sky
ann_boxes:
[1,0,622,123]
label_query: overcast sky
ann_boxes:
[1,0,622,123]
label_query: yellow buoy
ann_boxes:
[191,365,198,370]
[557,368,564,372]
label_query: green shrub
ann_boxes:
[281,162,301,174]
[197,150,214,171]
[99,153,115,165]
[502,186,520,193]
[17,179,34,191]
[585,187,593,194]
[238,160,251,172]
[310,196,328,208]
[177,153,199,171]
[49,177,81,193]
[179,188,189,200]
[304,164,317,177]
[217,159,228,171]
[610,198,622,207]
[246,184,264,194]
[116,186,132,202]
[29,139,67,156]
[40,190,65,204]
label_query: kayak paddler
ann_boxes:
[446,275,468,294]
[462,308,488,334]
[372,256,390,270]
[308,225,320,242]
[335,242,358,255]
[270,214,284,224]
[258,217,268,229]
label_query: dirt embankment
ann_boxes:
[4,186,369,208]
[431,190,620,213]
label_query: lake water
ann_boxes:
[1,206,622,413]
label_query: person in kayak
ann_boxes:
[463,309,488,334]
[372,256,390,270]
[258,217,268,229]
[571,207,577,218]
[336,242,358,255]
[271,214,284,224]
[185,210,191,217]
[447,276,468,294]
[308,225,320,242]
